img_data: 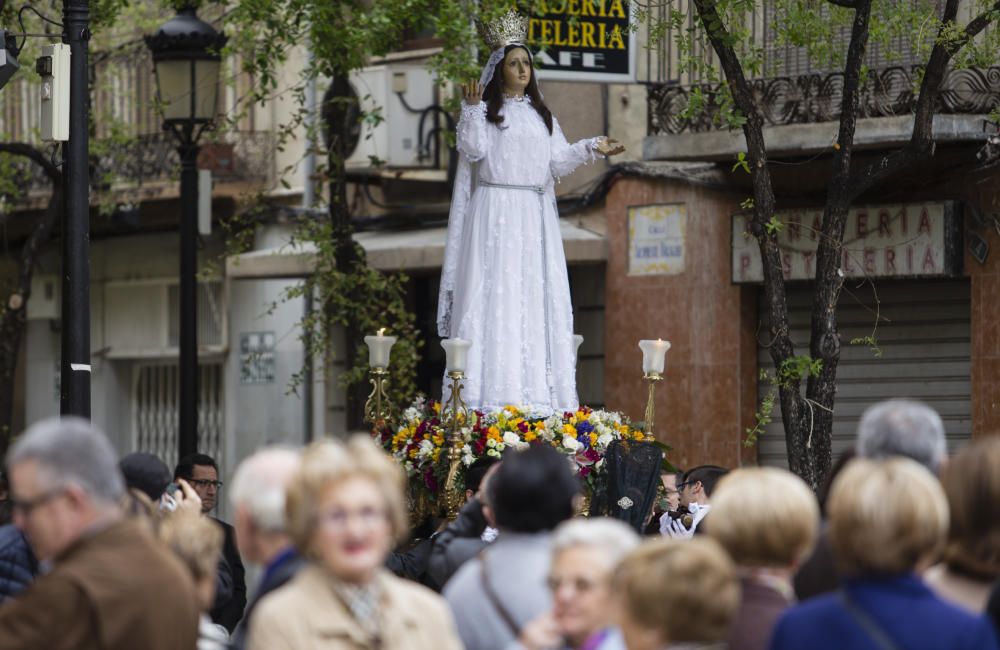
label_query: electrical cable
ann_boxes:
[16,5,62,51]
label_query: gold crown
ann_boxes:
[476,9,529,51]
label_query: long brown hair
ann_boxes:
[485,44,553,134]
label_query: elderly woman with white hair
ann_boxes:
[516,517,640,650]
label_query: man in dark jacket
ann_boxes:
[427,456,500,590]
[227,447,303,650]
[0,524,37,601]
[175,453,247,634]
[0,417,200,649]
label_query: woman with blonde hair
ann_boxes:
[613,537,739,650]
[770,457,999,650]
[925,436,1000,613]
[247,436,462,650]
[706,467,818,650]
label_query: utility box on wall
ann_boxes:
[323,63,437,170]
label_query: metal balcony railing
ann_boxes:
[641,0,1000,134]
[0,41,272,203]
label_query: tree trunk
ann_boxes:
[326,81,365,423]
[0,144,63,455]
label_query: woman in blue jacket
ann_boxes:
[770,457,999,650]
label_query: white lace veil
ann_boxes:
[437,43,537,336]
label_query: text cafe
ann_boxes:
[731,202,964,283]
[527,0,634,82]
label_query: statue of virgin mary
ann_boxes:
[437,10,624,414]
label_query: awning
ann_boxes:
[226,220,607,279]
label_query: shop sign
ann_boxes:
[528,0,635,82]
[731,202,963,283]
[628,204,686,276]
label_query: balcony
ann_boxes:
[0,41,273,208]
[640,0,1000,160]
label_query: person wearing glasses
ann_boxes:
[246,436,462,650]
[660,465,729,539]
[0,417,200,649]
[175,453,247,634]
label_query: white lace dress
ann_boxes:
[437,97,601,414]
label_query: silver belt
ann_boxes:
[478,179,545,195]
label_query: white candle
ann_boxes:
[364,328,397,369]
[441,338,472,373]
[638,339,671,375]
[573,334,585,357]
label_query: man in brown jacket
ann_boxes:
[0,417,200,650]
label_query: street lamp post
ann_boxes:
[60,0,91,419]
[145,6,226,461]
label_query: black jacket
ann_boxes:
[0,524,37,602]
[210,518,246,633]
[426,498,490,591]
[231,548,303,650]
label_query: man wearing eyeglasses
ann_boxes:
[661,465,729,539]
[0,417,200,649]
[175,453,247,635]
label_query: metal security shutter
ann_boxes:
[132,362,225,470]
[757,280,971,468]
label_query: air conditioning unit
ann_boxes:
[27,274,60,320]
[323,63,437,170]
[103,280,225,358]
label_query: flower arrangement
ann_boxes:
[373,397,649,500]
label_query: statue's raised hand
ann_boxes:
[463,80,484,105]
[595,136,626,156]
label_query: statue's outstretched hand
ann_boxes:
[595,136,626,156]
[463,80,484,105]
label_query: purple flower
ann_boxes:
[576,420,595,435]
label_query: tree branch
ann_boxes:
[0,143,61,183]
[846,0,1000,198]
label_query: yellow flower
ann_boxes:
[590,432,598,447]
[524,430,538,442]
[432,402,442,414]
[534,421,546,431]
[488,425,502,442]
[562,423,577,437]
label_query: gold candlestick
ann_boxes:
[643,371,663,442]
[443,370,469,519]
[363,367,393,430]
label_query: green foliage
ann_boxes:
[764,215,783,234]
[732,151,751,174]
[777,355,823,388]
[744,384,775,447]
[850,334,883,357]
[278,218,423,407]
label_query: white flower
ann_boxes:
[562,435,581,452]
[503,432,521,446]
[596,432,613,448]
[419,439,434,454]
[487,438,497,449]
[487,448,501,458]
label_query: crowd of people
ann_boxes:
[0,398,998,649]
